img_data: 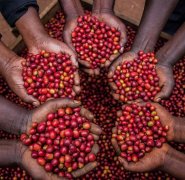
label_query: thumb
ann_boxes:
[154,81,174,102]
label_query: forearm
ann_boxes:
[0,41,17,75]
[93,0,114,13]
[162,146,185,179]
[59,0,84,19]
[156,23,185,66]
[132,0,178,53]
[0,140,20,166]
[0,96,29,134]
[15,7,47,50]
[173,116,185,142]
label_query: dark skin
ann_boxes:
[155,23,185,101]
[61,0,126,76]
[112,102,185,179]
[0,41,39,106]
[0,97,102,179]
[15,7,80,100]
[108,0,179,101]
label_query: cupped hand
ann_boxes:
[111,127,170,172]
[28,35,80,95]
[108,51,137,100]
[25,98,102,178]
[154,64,174,102]
[82,12,127,76]
[0,55,39,106]
[18,142,67,180]
[118,143,170,172]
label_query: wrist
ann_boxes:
[161,144,174,171]
[93,0,114,14]
[15,7,48,50]
[60,0,84,20]
[0,42,18,75]
[173,116,185,142]
[14,141,27,166]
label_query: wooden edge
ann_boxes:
[12,0,60,53]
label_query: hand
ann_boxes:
[63,16,101,76]
[137,102,175,141]
[17,142,67,180]
[118,143,170,172]
[0,55,39,106]
[24,98,102,178]
[111,125,170,172]
[154,64,174,102]
[108,51,137,100]
[81,12,127,76]
[28,35,81,95]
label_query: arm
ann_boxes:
[0,41,39,105]
[132,0,178,53]
[59,0,84,20]
[162,146,185,179]
[0,140,21,166]
[157,23,185,66]
[93,0,114,13]
[154,23,185,101]
[0,96,29,135]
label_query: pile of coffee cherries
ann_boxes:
[22,51,76,102]
[21,107,96,179]
[109,51,161,102]
[72,14,121,69]
[113,103,168,162]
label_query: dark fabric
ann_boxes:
[0,0,39,27]
[164,0,185,35]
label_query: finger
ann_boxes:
[109,82,117,90]
[118,157,141,172]
[61,44,78,67]
[74,71,80,85]
[112,127,117,134]
[112,92,120,101]
[117,110,122,117]
[109,56,122,73]
[90,144,99,155]
[63,30,76,52]
[15,84,40,106]
[90,123,102,135]
[73,85,81,94]
[109,53,120,63]
[72,161,98,178]
[80,107,94,120]
[108,70,114,78]
[104,60,111,68]
[78,59,91,68]
[111,138,121,155]
[94,68,100,76]
[38,98,81,113]
[154,81,174,102]
[82,68,96,76]
[119,30,127,49]
[92,134,99,141]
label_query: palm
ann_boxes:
[118,144,169,172]
[150,103,174,141]
[154,64,174,102]
[108,51,138,100]
[3,57,38,105]
[22,148,63,180]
